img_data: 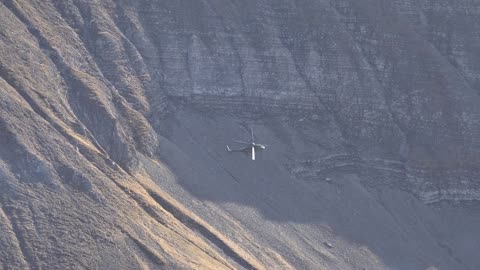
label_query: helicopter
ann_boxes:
[226,128,266,160]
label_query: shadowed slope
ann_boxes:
[1,0,480,269]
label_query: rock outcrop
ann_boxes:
[1,0,480,269]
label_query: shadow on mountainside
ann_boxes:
[143,106,480,270]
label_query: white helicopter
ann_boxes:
[226,128,266,160]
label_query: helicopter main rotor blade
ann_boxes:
[251,146,255,160]
[233,139,251,145]
[251,127,255,143]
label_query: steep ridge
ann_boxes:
[0,0,480,269]
[0,1,270,269]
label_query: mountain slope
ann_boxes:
[1,0,479,269]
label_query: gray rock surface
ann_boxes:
[0,0,479,269]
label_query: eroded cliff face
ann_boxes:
[58,0,480,203]
[1,0,479,269]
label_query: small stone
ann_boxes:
[324,241,334,248]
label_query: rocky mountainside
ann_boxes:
[1,0,479,269]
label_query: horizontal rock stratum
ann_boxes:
[1,0,479,269]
